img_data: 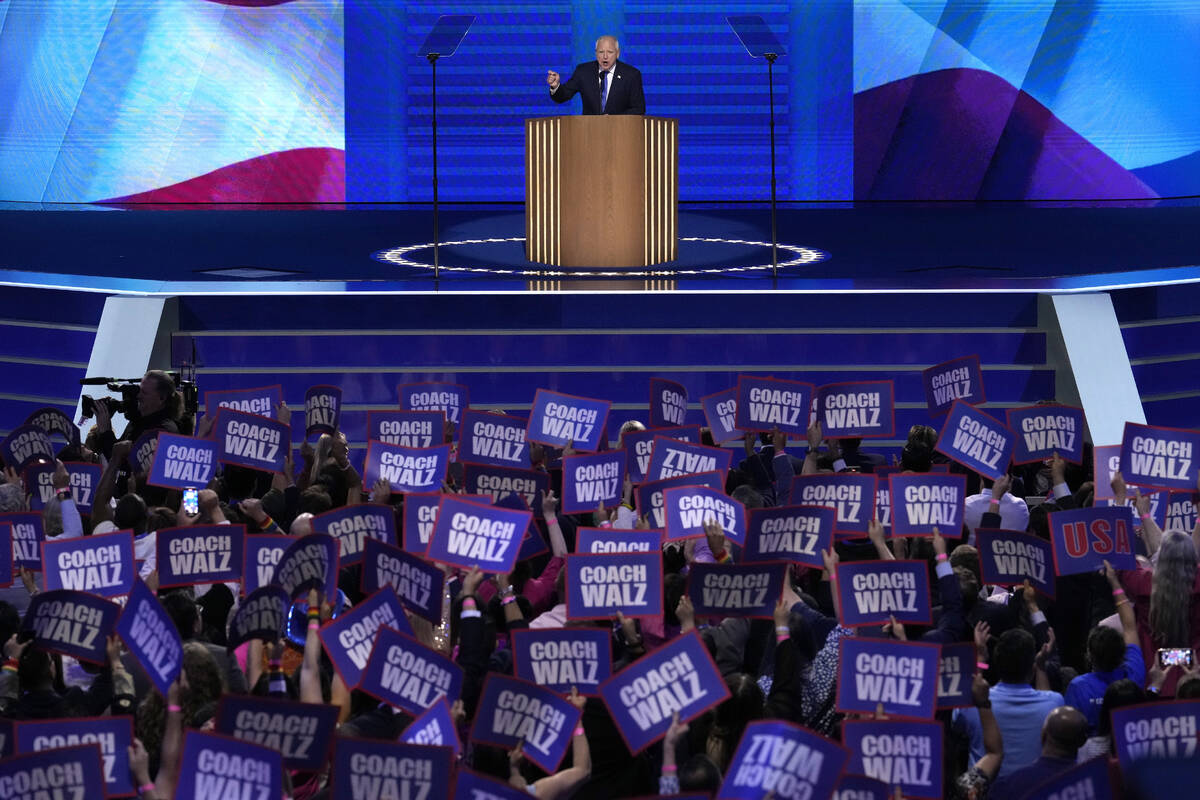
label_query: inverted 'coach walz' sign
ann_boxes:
[526,389,611,452]
[735,376,814,436]
[645,436,732,483]
[215,408,288,474]
[622,425,701,483]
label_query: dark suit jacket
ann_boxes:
[551,59,645,115]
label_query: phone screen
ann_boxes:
[1158,648,1194,668]
[183,487,199,516]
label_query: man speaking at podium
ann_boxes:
[546,35,645,115]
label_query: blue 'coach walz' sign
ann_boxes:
[215,408,288,473]
[935,401,1013,481]
[735,375,814,436]
[459,409,530,468]
[148,432,218,490]
[526,389,611,452]
[363,441,450,493]
[565,552,663,620]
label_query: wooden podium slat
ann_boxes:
[526,116,678,268]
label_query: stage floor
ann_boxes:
[1,200,1198,294]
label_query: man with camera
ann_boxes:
[91,370,184,459]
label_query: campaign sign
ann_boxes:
[565,552,663,620]
[1020,757,1113,800]
[399,381,469,426]
[888,473,966,537]
[717,719,848,800]
[598,630,730,754]
[304,384,342,437]
[1093,444,1122,501]
[623,425,702,483]
[645,437,732,484]
[25,461,102,513]
[24,406,80,445]
[226,585,290,650]
[469,674,582,773]
[367,409,444,448]
[1,424,55,471]
[2,511,44,571]
[147,432,218,490]
[216,694,339,771]
[320,586,414,688]
[843,720,943,800]
[663,486,747,546]
[1048,506,1137,576]
[42,530,134,598]
[512,628,612,695]
[452,769,530,800]
[934,401,1014,481]
[0,524,11,587]
[976,529,1055,596]
[155,524,244,588]
[402,699,462,756]
[1119,421,1200,492]
[15,716,133,797]
[461,463,549,515]
[214,408,288,474]
[131,431,159,475]
[402,492,442,553]
[1006,404,1086,464]
[937,642,976,710]
[1166,491,1198,533]
[175,730,281,800]
[701,388,744,444]
[576,527,662,554]
[425,495,529,574]
[459,409,530,468]
[922,355,985,416]
[1106,489,1169,534]
[789,474,876,537]
[526,389,611,452]
[1112,700,1200,772]
[836,561,932,627]
[242,534,296,595]
[359,626,463,715]
[332,738,452,800]
[745,506,833,568]
[688,561,787,618]
[272,533,339,600]
[836,637,939,719]
[204,385,282,419]
[22,589,119,664]
[115,580,182,694]
[834,774,891,800]
[735,376,814,436]
[649,377,689,428]
[876,476,892,534]
[364,441,450,494]
[0,746,104,800]
[361,538,444,623]
[637,470,724,530]
[816,380,895,439]
[562,450,627,514]
[311,503,396,567]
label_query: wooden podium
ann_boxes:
[526,115,677,268]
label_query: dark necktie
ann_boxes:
[599,70,608,111]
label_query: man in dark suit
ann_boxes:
[546,35,645,115]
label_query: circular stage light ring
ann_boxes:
[375,236,829,278]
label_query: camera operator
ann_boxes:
[92,370,184,459]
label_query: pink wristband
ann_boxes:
[1112,588,1125,596]
[462,597,477,609]
[1140,513,1152,521]
[573,726,585,737]
[140,783,155,795]
[167,704,182,713]
[776,633,789,643]
[935,554,949,562]
[976,662,989,671]
[598,520,612,529]
[662,764,677,773]
[501,595,517,606]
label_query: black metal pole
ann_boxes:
[766,53,778,279]
[429,53,440,280]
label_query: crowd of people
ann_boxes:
[1,368,1198,800]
